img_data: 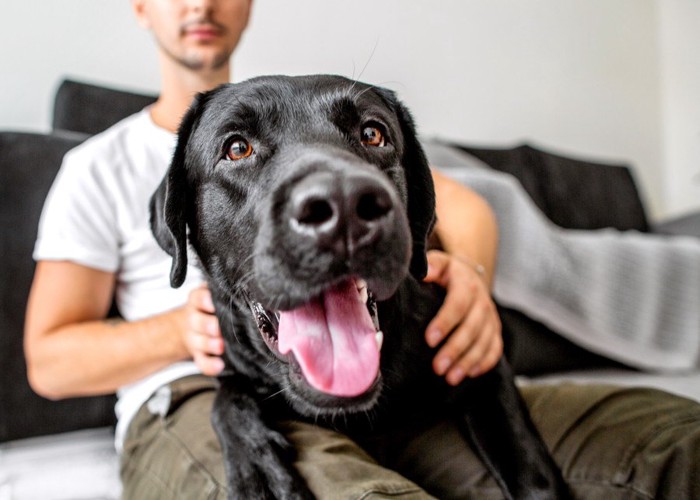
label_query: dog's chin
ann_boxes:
[285,369,382,416]
[245,277,385,414]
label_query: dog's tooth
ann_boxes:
[356,278,368,303]
[375,330,384,350]
[359,286,368,304]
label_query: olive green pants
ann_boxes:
[120,376,700,499]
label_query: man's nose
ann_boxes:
[187,0,214,15]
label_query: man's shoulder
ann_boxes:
[61,109,175,183]
[65,111,151,161]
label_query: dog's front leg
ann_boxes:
[455,359,570,500]
[211,378,314,500]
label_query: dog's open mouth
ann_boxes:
[248,278,383,398]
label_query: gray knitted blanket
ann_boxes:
[423,141,700,372]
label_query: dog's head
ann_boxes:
[151,75,435,413]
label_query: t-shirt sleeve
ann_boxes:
[33,148,120,272]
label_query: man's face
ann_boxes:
[133,0,252,72]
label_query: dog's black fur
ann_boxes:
[150,75,569,499]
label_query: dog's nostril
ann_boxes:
[356,192,391,222]
[298,198,334,226]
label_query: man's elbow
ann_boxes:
[24,345,66,400]
[26,372,58,401]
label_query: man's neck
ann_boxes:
[151,61,231,133]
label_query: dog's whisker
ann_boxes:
[349,84,383,106]
[225,294,241,345]
[350,37,381,85]
[238,250,259,270]
[361,38,380,79]
[233,271,255,293]
[360,408,377,429]
[270,294,288,312]
[261,387,287,402]
[233,256,260,286]
[373,80,407,92]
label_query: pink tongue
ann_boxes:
[277,280,379,397]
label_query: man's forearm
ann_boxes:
[26,309,189,399]
[431,169,499,287]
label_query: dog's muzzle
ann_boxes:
[247,164,408,399]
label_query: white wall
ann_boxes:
[2,0,699,219]
[658,0,700,217]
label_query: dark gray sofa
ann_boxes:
[1,78,698,498]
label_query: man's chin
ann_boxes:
[179,50,231,72]
[158,41,231,73]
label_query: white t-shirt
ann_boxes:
[34,109,205,451]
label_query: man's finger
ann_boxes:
[194,352,225,376]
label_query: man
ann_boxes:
[24,0,700,498]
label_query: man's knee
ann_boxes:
[281,421,437,500]
[522,384,700,498]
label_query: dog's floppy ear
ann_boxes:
[150,94,205,288]
[386,93,436,279]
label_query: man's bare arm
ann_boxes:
[424,169,502,383]
[24,261,223,399]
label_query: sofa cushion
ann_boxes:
[452,143,650,232]
[53,79,157,135]
[0,131,117,442]
[499,307,629,376]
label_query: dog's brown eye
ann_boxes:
[361,126,385,147]
[226,137,253,161]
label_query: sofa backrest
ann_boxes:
[0,131,117,442]
[53,79,157,135]
[457,144,649,231]
[453,143,650,232]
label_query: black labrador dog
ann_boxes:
[150,75,569,499]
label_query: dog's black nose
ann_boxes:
[289,171,394,255]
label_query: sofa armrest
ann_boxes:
[653,211,700,238]
[0,131,117,443]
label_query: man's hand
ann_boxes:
[423,250,503,385]
[181,284,225,376]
